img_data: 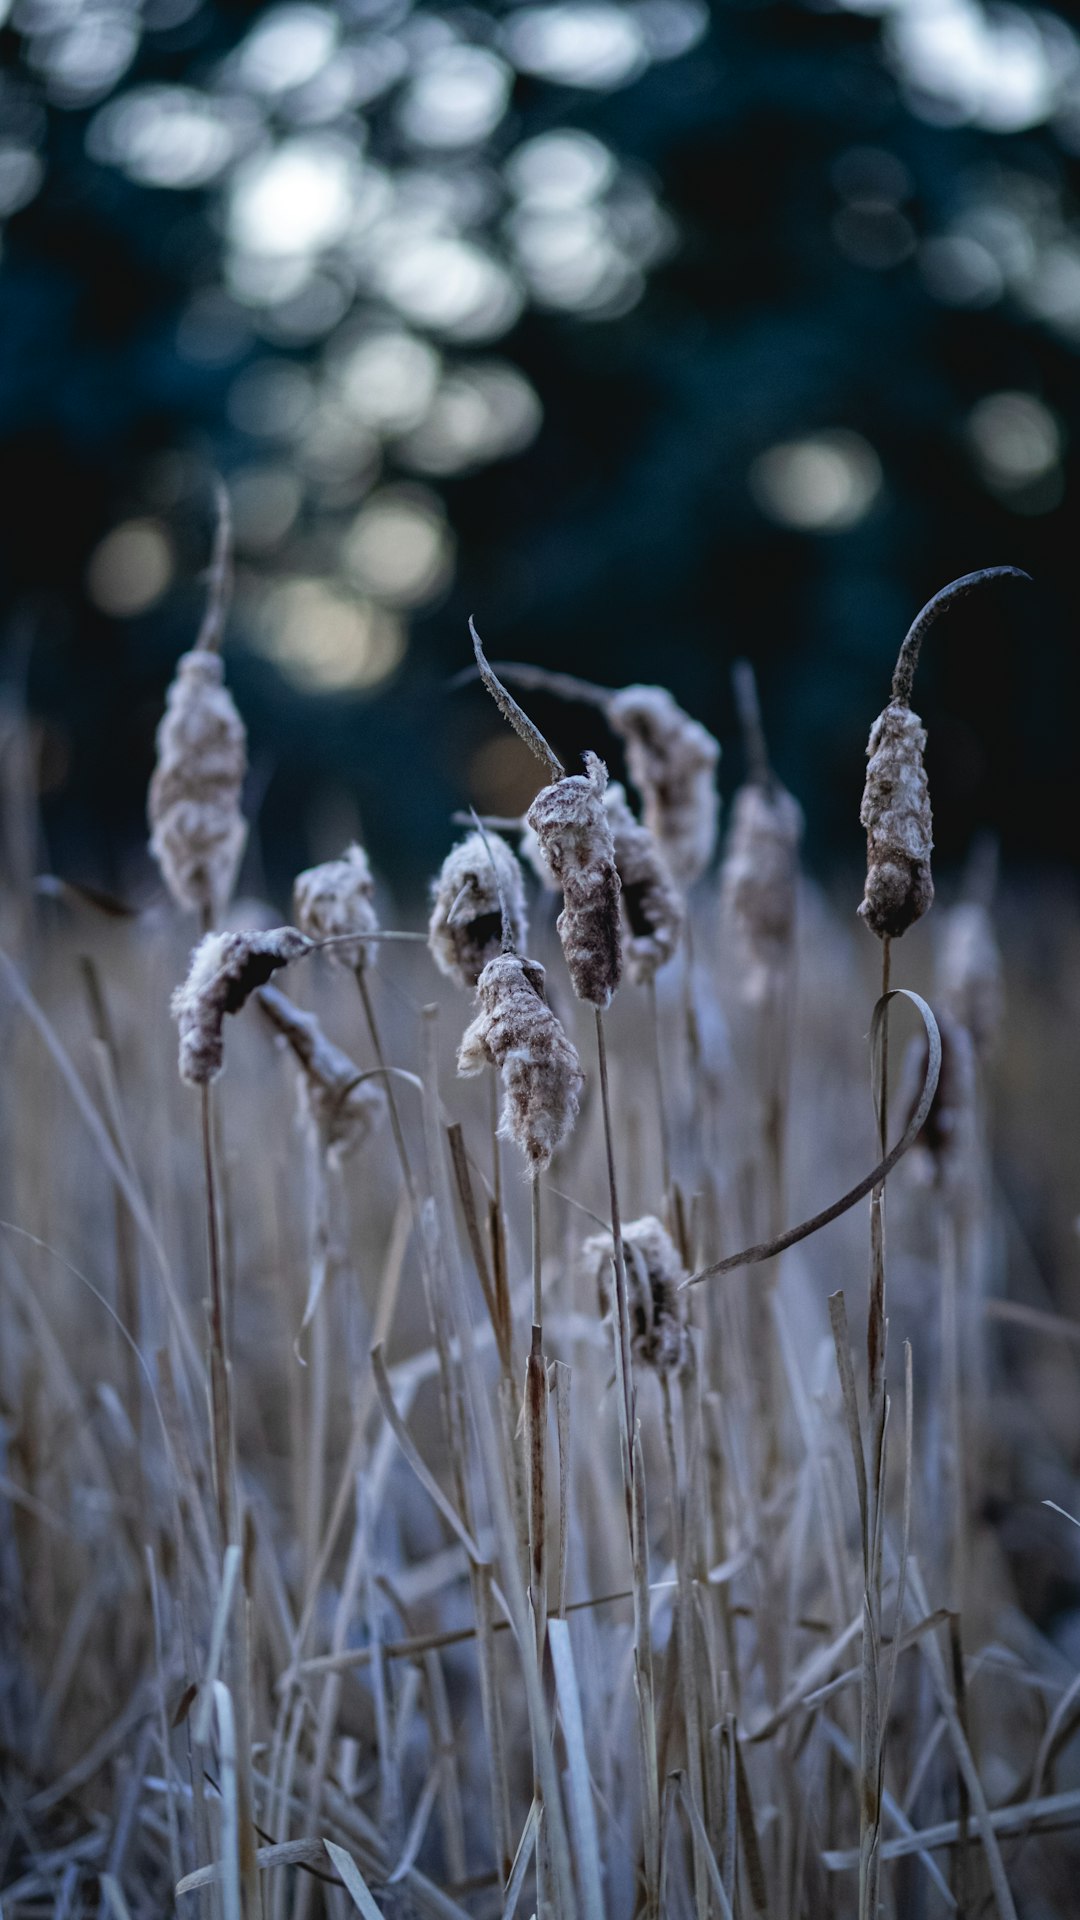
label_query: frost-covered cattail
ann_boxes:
[526,753,622,1008]
[937,902,1003,1064]
[257,982,386,1161]
[457,952,583,1172]
[293,844,378,973]
[859,568,1029,942]
[607,685,720,890]
[428,830,527,990]
[858,703,934,941]
[172,926,310,1085]
[603,782,683,986]
[582,1214,688,1373]
[148,494,247,921]
[722,781,804,1001]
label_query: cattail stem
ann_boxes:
[354,964,420,1221]
[645,977,672,1210]
[201,1079,235,1552]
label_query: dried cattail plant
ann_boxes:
[256,982,386,1162]
[582,1214,688,1374]
[525,753,622,1008]
[938,900,1004,1064]
[463,659,721,890]
[428,830,527,990]
[603,781,683,986]
[859,568,1028,942]
[457,952,583,1172]
[172,925,310,1085]
[293,843,378,973]
[906,1006,977,1194]
[148,488,247,921]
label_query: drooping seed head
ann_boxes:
[603,781,683,985]
[428,831,527,990]
[607,684,720,890]
[859,703,934,940]
[937,901,1003,1063]
[721,779,803,1001]
[582,1213,689,1374]
[526,752,622,1008]
[457,950,583,1172]
[257,982,386,1161]
[172,925,311,1085]
[148,649,248,920]
[293,844,378,972]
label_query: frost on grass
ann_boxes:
[428,831,527,990]
[293,844,378,973]
[148,649,247,920]
[721,779,803,1001]
[257,982,386,1161]
[603,782,683,986]
[859,702,934,940]
[526,753,622,1009]
[457,951,583,1172]
[173,926,310,1085]
[607,683,720,891]
[583,1213,689,1374]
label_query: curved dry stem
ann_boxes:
[469,805,516,954]
[195,475,233,656]
[468,620,565,782]
[890,566,1030,707]
[687,988,941,1286]
[449,657,614,713]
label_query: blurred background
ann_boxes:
[0,0,1073,892]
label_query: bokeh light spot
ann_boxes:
[258,580,406,691]
[750,431,883,532]
[87,519,174,616]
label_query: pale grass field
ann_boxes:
[0,674,1079,1920]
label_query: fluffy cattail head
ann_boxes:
[172,926,310,1085]
[603,782,683,986]
[859,703,933,940]
[526,753,622,1008]
[607,684,720,890]
[428,831,527,990]
[148,649,248,920]
[721,780,803,1001]
[293,844,378,972]
[457,951,583,1172]
[937,901,1003,1063]
[257,982,386,1161]
[583,1214,688,1373]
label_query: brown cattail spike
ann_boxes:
[723,659,802,998]
[457,951,584,1172]
[583,1214,688,1373]
[147,486,247,920]
[937,900,1003,1064]
[429,829,527,990]
[606,684,720,890]
[603,782,683,986]
[257,982,386,1161]
[526,752,622,1008]
[293,844,378,973]
[172,926,311,1085]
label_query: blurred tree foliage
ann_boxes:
[0,0,1073,890]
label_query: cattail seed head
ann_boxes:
[721,779,803,1002]
[607,684,720,889]
[257,982,386,1161]
[172,926,310,1085]
[582,1214,688,1373]
[603,782,683,986]
[428,831,527,990]
[937,901,1003,1063]
[525,752,622,1008]
[148,649,248,919]
[858,702,934,940]
[293,844,378,972]
[457,951,583,1172]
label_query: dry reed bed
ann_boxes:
[0,542,1077,1919]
